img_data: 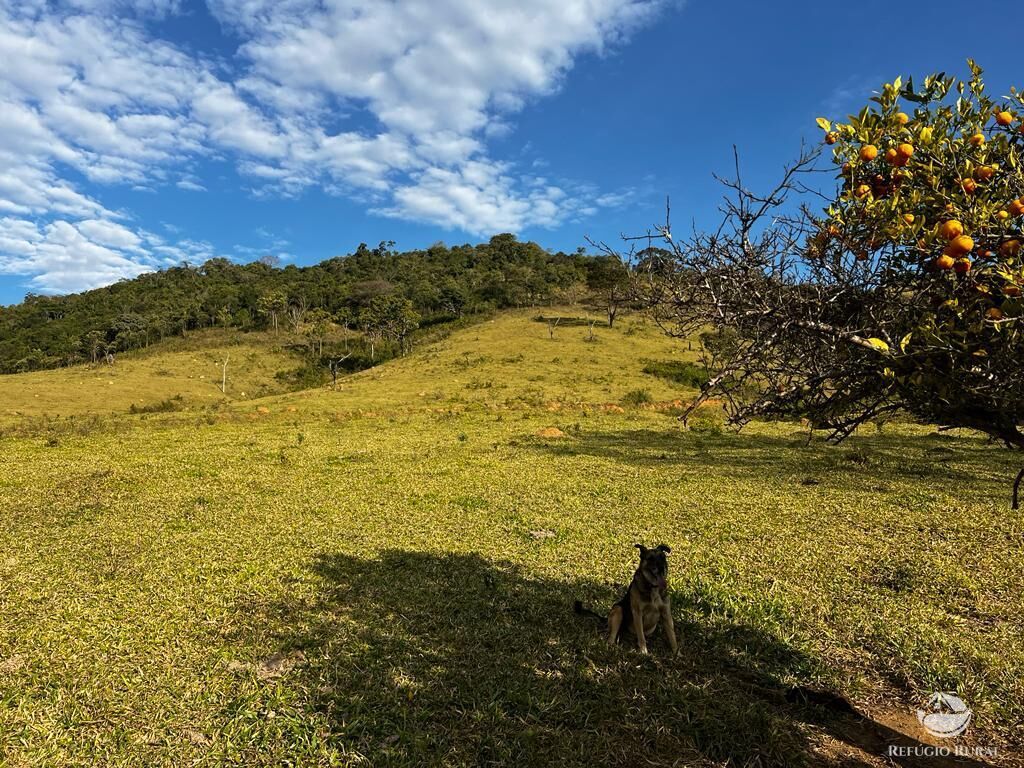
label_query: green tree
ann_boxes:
[304,308,333,357]
[257,291,287,335]
[586,254,631,327]
[377,296,420,356]
[83,330,106,364]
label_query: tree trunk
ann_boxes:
[220,354,229,394]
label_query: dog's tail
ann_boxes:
[573,600,606,626]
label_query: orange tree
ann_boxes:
[627,63,1024,504]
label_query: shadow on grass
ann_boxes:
[533,315,607,328]
[525,426,1016,495]
[237,549,989,767]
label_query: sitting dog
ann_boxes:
[575,543,677,655]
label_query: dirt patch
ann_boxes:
[257,650,306,681]
[810,697,1007,767]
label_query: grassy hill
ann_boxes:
[0,309,1020,767]
[0,329,302,423]
[264,309,698,417]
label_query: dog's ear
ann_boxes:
[655,544,672,554]
[634,543,648,557]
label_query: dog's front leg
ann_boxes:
[630,600,648,654]
[607,605,623,646]
[660,600,678,655]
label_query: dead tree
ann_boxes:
[219,353,230,394]
[329,353,352,390]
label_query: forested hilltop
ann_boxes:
[0,234,629,374]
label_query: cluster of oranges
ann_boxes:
[815,97,1024,318]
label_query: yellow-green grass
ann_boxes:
[260,309,695,417]
[0,330,300,423]
[0,312,1021,767]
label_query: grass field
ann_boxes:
[0,311,1021,766]
[0,330,301,423]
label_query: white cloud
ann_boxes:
[74,218,144,250]
[176,179,207,192]
[0,0,667,292]
[0,217,154,293]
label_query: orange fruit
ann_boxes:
[1009,199,1024,216]
[935,254,956,270]
[998,209,1010,221]
[938,220,964,240]
[902,213,915,225]
[897,143,914,158]
[975,165,995,181]
[1003,284,1022,297]
[825,132,837,145]
[986,307,1004,320]
[961,178,977,195]
[946,235,974,256]
[860,144,878,161]
[969,133,986,146]
[954,258,972,274]
[855,184,871,199]
[841,162,851,173]
[1000,239,1022,257]
[885,148,899,164]
[895,112,910,125]
[996,111,1014,127]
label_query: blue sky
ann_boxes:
[0,0,1020,305]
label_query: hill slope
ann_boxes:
[265,309,700,417]
[0,330,300,422]
[0,235,607,374]
[0,310,701,424]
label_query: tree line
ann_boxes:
[0,234,630,374]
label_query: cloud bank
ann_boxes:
[0,0,662,292]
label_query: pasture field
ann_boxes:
[0,311,1021,766]
[0,330,300,422]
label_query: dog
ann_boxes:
[575,543,677,655]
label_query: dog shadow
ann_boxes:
[234,549,993,767]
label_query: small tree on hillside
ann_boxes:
[376,295,420,356]
[358,304,385,361]
[304,308,332,358]
[83,330,106,365]
[627,63,1024,505]
[287,296,307,334]
[585,254,631,327]
[257,291,287,335]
